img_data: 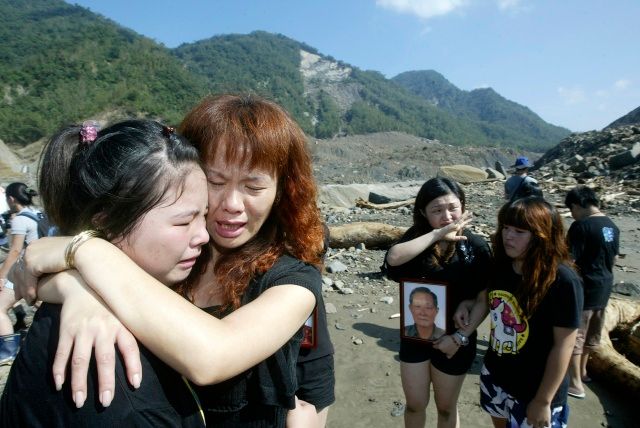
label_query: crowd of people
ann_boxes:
[0,94,621,427]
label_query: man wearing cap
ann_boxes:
[504,156,537,200]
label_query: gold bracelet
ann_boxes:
[64,230,102,269]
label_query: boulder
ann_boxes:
[437,165,488,183]
[495,160,508,177]
[319,181,422,208]
[608,142,640,170]
[368,192,392,204]
[485,167,505,180]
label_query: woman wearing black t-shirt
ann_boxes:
[384,178,492,428]
[480,197,583,428]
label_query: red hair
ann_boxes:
[178,94,325,308]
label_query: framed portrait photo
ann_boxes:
[300,309,317,349]
[400,279,449,343]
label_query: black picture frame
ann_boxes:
[300,309,317,349]
[400,279,449,343]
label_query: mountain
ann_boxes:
[173,32,490,144]
[0,0,209,145]
[606,106,640,129]
[1,0,568,152]
[392,70,570,150]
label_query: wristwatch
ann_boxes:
[454,331,469,346]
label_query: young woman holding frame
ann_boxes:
[384,177,492,428]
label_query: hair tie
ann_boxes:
[80,120,99,144]
[162,126,175,137]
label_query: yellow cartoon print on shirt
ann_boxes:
[488,290,529,355]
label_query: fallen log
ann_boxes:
[355,197,415,210]
[329,222,408,249]
[588,296,640,397]
[624,321,640,364]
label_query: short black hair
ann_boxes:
[564,185,599,209]
[5,182,37,206]
[409,287,438,308]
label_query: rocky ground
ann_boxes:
[319,178,639,427]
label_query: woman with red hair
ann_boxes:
[480,197,583,428]
[14,95,333,427]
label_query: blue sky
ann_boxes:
[67,0,639,132]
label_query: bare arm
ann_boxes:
[386,211,472,267]
[38,237,316,385]
[0,234,25,279]
[434,289,489,357]
[526,326,577,426]
[456,289,489,336]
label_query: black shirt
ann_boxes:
[567,215,620,309]
[191,255,323,428]
[484,263,583,407]
[0,303,204,428]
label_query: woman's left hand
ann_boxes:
[432,335,460,359]
[525,398,551,428]
[40,271,142,409]
[453,299,473,329]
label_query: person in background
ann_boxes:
[1,119,210,426]
[13,95,329,427]
[564,185,620,399]
[384,177,492,428]
[504,156,537,201]
[480,197,583,428]
[0,186,9,251]
[0,182,41,364]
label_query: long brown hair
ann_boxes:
[178,94,325,308]
[492,197,572,316]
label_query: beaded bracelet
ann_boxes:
[64,230,102,269]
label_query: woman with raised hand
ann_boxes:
[1,120,210,427]
[13,95,331,427]
[384,177,492,428]
[480,197,583,428]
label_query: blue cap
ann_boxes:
[512,156,532,169]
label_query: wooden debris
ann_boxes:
[589,296,640,397]
[329,222,408,249]
[601,192,626,202]
[355,197,415,210]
